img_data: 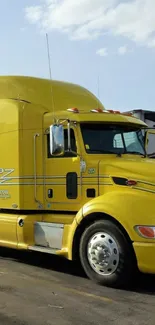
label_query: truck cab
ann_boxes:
[0,76,155,288]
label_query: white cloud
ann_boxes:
[148,39,155,48]
[96,48,108,56]
[25,6,42,23]
[24,0,155,48]
[117,45,134,55]
[117,45,128,55]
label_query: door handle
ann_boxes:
[48,189,53,198]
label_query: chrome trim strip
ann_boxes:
[133,186,155,194]
[0,174,111,180]
[45,201,79,205]
[99,183,113,186]
[135,179,155,187]
[4,173,155,192]
[0,183,67,186]
[0,176,67,181]
[0,182,113,186]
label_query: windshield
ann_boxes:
[80,123,145,155]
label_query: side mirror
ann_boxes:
[145,128,155,157]
[49,124,65,156]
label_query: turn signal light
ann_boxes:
[126,180,137,186]
[135,226,155,239]
[67,108,79,113]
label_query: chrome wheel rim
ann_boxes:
[87,232,119,276]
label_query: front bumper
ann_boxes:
[133,242,155,274]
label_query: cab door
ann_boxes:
[145,128,155,158]
[44,126,82,219]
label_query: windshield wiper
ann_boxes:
[125,151,145,156]
[89,150,115,154]
[88,150,122,156]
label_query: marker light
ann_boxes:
[126,179,137,186]
[135,226,155,239]
[67,108,79,113]
[91,108,104,113]
[108,110,120,114]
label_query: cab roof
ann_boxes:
[0,75,104,112]
[0,76,146,127]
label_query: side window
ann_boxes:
[124,132,136,148]
[124,131,141,152]
[113,134,123,148]
[47,128,77,158]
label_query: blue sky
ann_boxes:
[1,0,155,111]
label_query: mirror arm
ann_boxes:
[67,120,71,151]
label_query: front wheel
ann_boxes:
[79,220,137,288]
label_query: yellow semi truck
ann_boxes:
[0,75,155,288]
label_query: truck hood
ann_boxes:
[99,156,155,191]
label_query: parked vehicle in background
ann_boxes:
[125,109,155,158]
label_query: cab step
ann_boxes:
[28,245,58,254]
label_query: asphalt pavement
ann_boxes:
[0,248,154,325]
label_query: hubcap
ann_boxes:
[87,232,119,276]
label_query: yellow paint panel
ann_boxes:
[17,214,42,248]
[0,214,18,248]
[0,99,21,134]
[0,129,20,209]
[133,242,155,274]
[43,214,75,225]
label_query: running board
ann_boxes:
[28,245,58,254]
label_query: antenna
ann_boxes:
[46,33,56,123]
[97,75,100,109]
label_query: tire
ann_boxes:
[79,220,136,288]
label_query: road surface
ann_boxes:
[0,248,154,325]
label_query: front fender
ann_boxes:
[82,190,155,243]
